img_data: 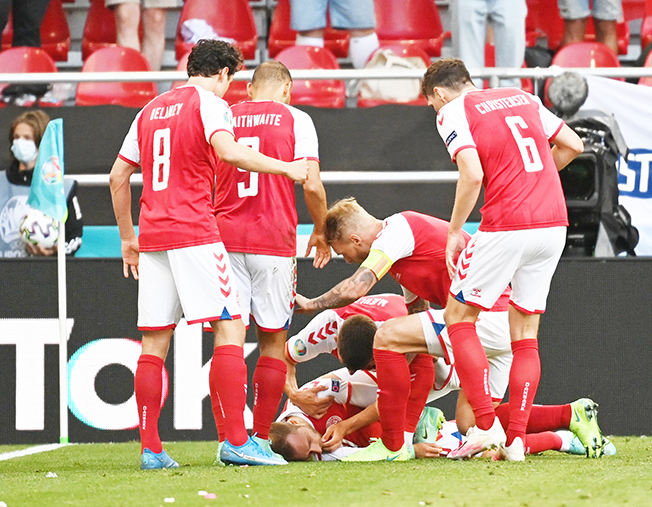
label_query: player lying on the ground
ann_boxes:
[268,367,615,461]
[269,367,446,461]
[335,313,614,461]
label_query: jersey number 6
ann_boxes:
[505,116,543,173]
[237,136,260,197]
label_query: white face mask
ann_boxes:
[11,138,37,164]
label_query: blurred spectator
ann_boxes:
[558,0,622,55]
[0,110,83,257]
[106,0,179,71]
[0,0,50,47]
[289,0,379,69]
[451,0,527,88]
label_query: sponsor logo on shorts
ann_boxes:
[294,339,307,357]
[471,287,482,298]
[445,130,457,147]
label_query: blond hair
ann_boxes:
[325,197,374,243]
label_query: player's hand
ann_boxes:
[321,422,348,452]
[26,243,56,256]
[291,385,334,419]
[285,158,309,184]
[414,442,445,459]
[121,237,140,279]
[294,293,316,314]
[305,232,331,269]
[445,229,466,279]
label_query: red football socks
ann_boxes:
[210,345,248,446]
[251,356,287,440]
[506,339,541,446]
[405,354,435,432]
[373,348,411,452]
[135,354,164,454]
[447,322,495,430]
[210,382,226,443]
[497,403,572,434]
[523,432,563,454]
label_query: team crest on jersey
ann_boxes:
[445,131,457,147]
[294,339,307,357]
[326,415,343,427]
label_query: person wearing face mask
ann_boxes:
[0,110,83,257]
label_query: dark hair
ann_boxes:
[251,61,292,87]
[269,422,303,461]
[421,58,473,98]
[9,110,50,155]
[338,315,377,372]
[187,39,243,78]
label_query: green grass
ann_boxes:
[1,438,651,507]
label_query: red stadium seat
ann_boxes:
[267,0,350,58]
[175,0,257,62]
[374,0,451,57]
[275,45,346,108]
[76,46,157,108]
[544,42,621,106]
[0,47,59,106]
[81,0,147,61]
[642,16,652,49]
[1,0,70,61]
[357,45,430,107]
[638,50,652,86]
[525,0,629,54]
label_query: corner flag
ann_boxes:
[27,118,67,222]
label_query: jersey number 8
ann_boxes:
[152,128,171,191]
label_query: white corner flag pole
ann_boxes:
[57,221,68,444]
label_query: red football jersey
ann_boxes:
[437,88,568,232]
[118,85,234,251]
[364,212,510,311]
[335,293,408,321]
[214,100,319,256]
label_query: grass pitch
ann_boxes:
[1,437,650,507]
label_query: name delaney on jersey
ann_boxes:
[149,103,184,121]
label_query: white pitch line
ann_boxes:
[0,443,70,462]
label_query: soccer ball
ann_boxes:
[19,208,59,249]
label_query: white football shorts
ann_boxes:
[420,308,512,402]
[450,226,567,314]
[137,242,241,330]
[228,252,296,330]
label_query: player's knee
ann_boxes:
[373,322,397,350]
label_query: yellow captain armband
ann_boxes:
[360,249,394,279]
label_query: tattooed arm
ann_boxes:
[295,267,378,312]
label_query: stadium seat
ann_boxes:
[175,0,257,62]
[267,0,350,58]
[544,42,621,106]
[638,50,652,86]
[525,0,629,54]
[0,47,59,106]
[76,46,158,108]
[274,45,346,108]
[373,0,451,57]
[81,0,144,61]
[357,45,430,107]
[1,0,70,61]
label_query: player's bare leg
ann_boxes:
[137,329,179,469]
